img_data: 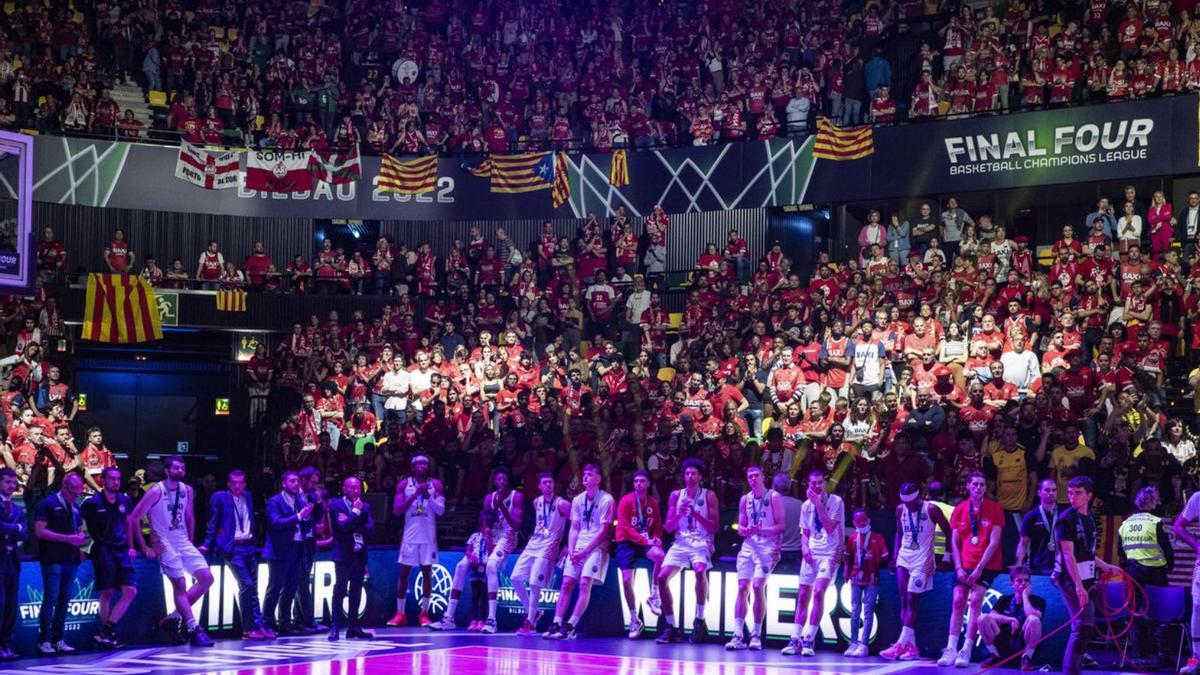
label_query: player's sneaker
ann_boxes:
[481,619,497,634]
[560,623,578,640]
[879,642,906,661]
[800,640,815,657]
[516,620,537,636]
[689,618,709,644]
[418,611,432,627]
[428,618,456,631]
[542,623,563,639]
[781,638,803,655]
[646,594,663,616]
[900,644,921,661]
[955,646,972,668]
[386,611,407,627]
[725,635,747,651]
[937,647,959,667]
[748,635,763,650]
[1182,657,1200,675]
[844,641,861,657]
[628,618,644,639]
[655,626,681,644]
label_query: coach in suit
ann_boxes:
[0,468,25,659]
[200,469,270,640]
[328,476,374,641]
[262,471,313,635]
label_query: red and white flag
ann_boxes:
[246,149,315,192]
[174,142,239,190]
[310,147,362,185]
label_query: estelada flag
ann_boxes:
[246,149,316,192]
[490,152,554,193]
[378,154,438,194]
[609,149,629,187]
[812,117,874,161]
[216,288,247,312]
[310,147,362,185]
[468,158,493,177]
[552,152,571,208]
[82,274,163,343]
[174,142,239,190]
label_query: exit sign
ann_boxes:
[214,398,230,416]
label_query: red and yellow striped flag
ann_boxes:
[82,274,163,343]
[812,117,874,161]
[491,152,554,193]
[378,154,438,194]
[609,149,629,187]
[469,159,493,177]
[216,288,247,312]
[552,152,571,208]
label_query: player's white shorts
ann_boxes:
[487,533,516,566]
[736,544,780,581]
[663,540,713,570]
[398,543,438,566]
[899,565,933,594]
[798,554,838,586]
[511,547,558,586]
[563,547,609,584]
[156,542,208,580]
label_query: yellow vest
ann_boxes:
[1118,512,1166,567]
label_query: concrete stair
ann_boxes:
[109,82,154,128]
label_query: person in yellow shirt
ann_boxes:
[984,425,1046,516]
[1048,421,1096,506]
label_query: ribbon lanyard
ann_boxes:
[969,501,980,544]
[582,495,596,528]
[812,495,825,535]
[59,493,74,531]
[751,492,765,526]
[908,504,920,548]
[542,497,553,530]
[634,495,645,531]
[687,489,698,529]
[857,531,867,570]
[1040,506,1057,551]
[169,486,183,529]
[415,479,425,510]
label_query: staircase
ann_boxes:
[109,82,154,130]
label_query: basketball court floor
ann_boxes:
[0,628,1131,675]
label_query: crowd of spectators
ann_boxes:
[6,0,1200,152]
[33,183,1200,531]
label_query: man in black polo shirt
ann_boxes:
[979,564,1045,670]
[33,473,87,655]
[1015,479,1059,575]
[1054,476,1119,675]
[81,467,136,648]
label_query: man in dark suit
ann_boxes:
[0,468,26,660]
[262,471,313,635]
[328,476,374,641]
[200,469,271,640]
[292,467,325,633]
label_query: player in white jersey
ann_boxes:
[128,456,215,647]
[511,472,569,635]
[388,455,444,628]
[1173,490,1200,674]
[656,458,720,645]
[430,467,523,633]
[879,482,952,661]
[783,470,845,657]
[544,463,613,640]
[727,465,784,651]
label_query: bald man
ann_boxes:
[34,473,88,654]
[328,477,375,641]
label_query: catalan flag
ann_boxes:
[378,154,438,194]
[469,159,493,177]
[216,288,247,312]
[82,274,163,344]
[609,149,629,187]
[552,152,571,208]
[491,152,554,193]
[812,117,874,161]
